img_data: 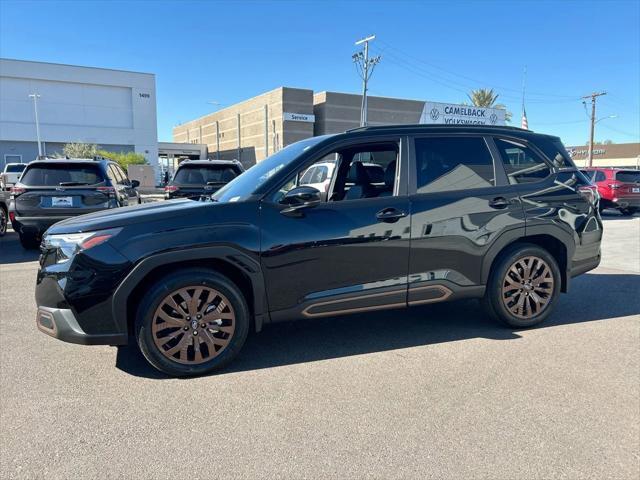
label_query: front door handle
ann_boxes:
[376,207,407,223]
[488,197,510,209]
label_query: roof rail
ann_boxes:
[346,124,530,133]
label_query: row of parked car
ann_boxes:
[2,151,639,250]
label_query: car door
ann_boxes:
[407,134,525,304]
[260,137,411,320]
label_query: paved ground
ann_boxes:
[0,213,638,479]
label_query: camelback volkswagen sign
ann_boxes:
[420,101,506,126]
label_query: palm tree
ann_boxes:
[467,88,512,122]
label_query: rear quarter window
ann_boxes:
[20,163,105,186]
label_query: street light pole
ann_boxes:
[28,93,42,158]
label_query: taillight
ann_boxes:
[96,186,116,199]
[165,185,179,193]
[9,211,15,223]
[578,185,599,206]
[10,186,25,197]
[608,183,621,190]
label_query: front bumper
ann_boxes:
[36,306,128,345]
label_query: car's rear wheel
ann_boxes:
[136,269,249,377]
[482,244,561,328]
[619,208,635,216]
[0,207,7,236]
[18,231,40,249]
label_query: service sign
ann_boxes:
[283,112,315,123]
[420,101,506,126]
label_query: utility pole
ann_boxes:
[582,91,607,167]
[353,35,381,127]
[28,93,42,158]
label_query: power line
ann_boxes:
[375,39,580,101]
[373,45,579,105]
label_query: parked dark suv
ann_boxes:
[10,158,140,248]
[35,125,602,376]
[165,160,244,200]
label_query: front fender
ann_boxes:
[112,246,269,336]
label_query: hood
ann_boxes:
[47,199,208,234]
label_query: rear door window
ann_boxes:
[494,138,551,184]
[20,163,105,186]
[595,171,607,182]
[615,170,640,183]
[414,136,495,193]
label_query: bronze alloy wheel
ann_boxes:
[501,255,555,319]
[151,286,236,364]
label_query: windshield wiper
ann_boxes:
[59,182,91,186]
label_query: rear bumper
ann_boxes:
[611,197,640,209]
[12,215,74,236]
[36,306,128,346]
[570,254,601,278]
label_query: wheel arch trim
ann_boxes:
[481,225,574,292]
[112,246,269,338]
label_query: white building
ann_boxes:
[0,58,158,172]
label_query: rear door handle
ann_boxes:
[376,207,407,223]
[488,197,510,209]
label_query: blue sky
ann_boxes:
[1,0,638,146]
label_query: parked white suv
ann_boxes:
[1,163,27,191]
[299,161,336,193]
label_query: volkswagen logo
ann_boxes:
[430,108,440,121]
[489,113,498,125]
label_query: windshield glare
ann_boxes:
[213,136,328,203]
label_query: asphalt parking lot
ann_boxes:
[1,213,638,479]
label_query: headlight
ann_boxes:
[43,228,121,263]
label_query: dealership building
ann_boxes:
[565,143,640,168]
[173,87,507,168]
[0,58,158,171]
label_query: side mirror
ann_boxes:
[130,179,140,188]
[280,186,321,216]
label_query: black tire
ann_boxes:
[135,268,250,377]
[19,232,40,249]
[482,243,561,328]
[0,206,7,236]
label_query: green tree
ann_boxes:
[467,88,512,122]
[98,150,147,170]
[61,142,98,158]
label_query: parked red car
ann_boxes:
[580,168,640,215]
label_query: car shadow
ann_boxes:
[115,271,640,380]
[0,231,40,264]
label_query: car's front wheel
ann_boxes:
[136,268,250,377]
[482,243,561,328]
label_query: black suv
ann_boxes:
[35,125,602,376]
[10,158,140,248]
[165,159,244,200]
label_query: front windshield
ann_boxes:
[213,136,328,203]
